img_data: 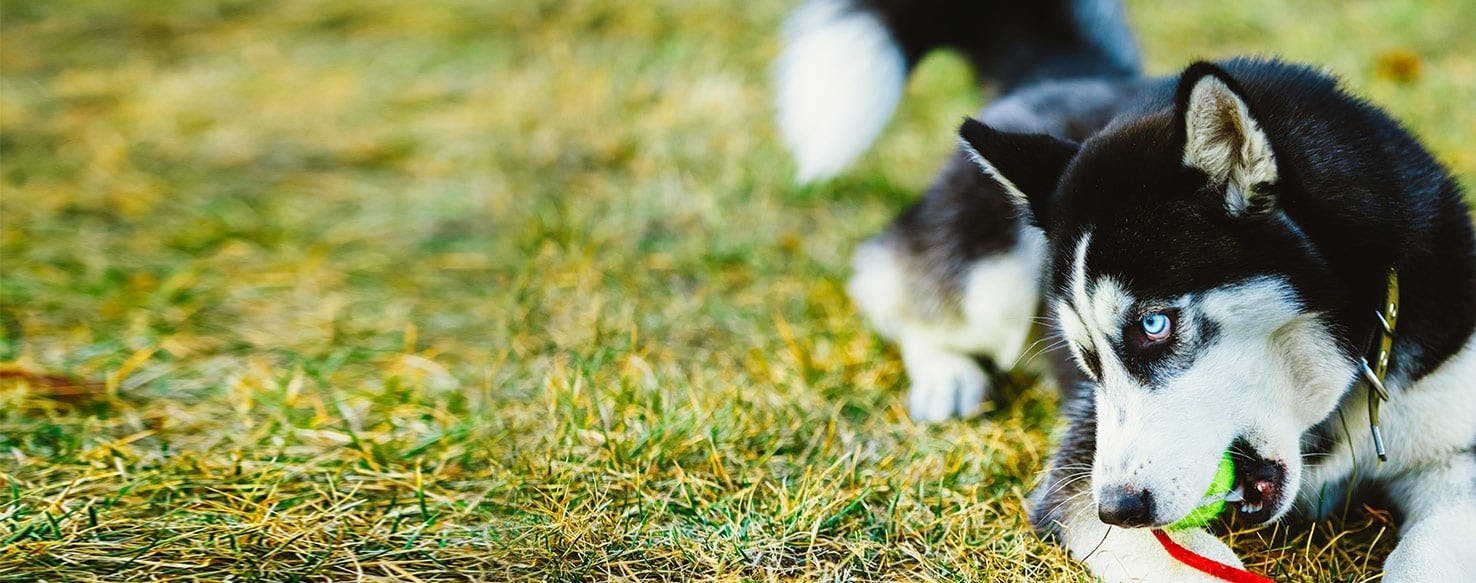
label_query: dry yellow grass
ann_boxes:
[1,0,1471,581]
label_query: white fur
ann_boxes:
[848,227,1045,422]
[1089,277,1131,345]
[1381,456,1476,581]
[1182,75,1279,214]
[1121,280,1348,523]
[900,338,989,422]
[1087,284,1239,523]
[1067,233,1094,322]
[1053,273,1476,582]
[1297,335,1476,582]
[1058,233,1106,380]
[848,239,909,341]
[1296,334,1476,500]
[775,0,906,182]
[1059,277,1353,526]
[848,239,989,422]
[956,226,1047,368]
[1056,301,1093,360]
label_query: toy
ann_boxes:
[1152,530,1273,583]
[1151,449,1276,583]
[1167,449,1236,530]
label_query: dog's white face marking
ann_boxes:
[1068,233,1094,316]
[1057,269,1357,526]
[1089,277,1131,346]
[1058,234,1101,383]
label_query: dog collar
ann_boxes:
[1359,268,1399,462]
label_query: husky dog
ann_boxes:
[776,1,1476,580]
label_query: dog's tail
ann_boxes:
[774,0,1140,182]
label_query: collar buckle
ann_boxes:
[1359,359,1390,401]
[1364,268,1399,463]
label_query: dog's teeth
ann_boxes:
[1224,486,1244,503]
[1240,502,1263,514]
[1254,480,1276,497]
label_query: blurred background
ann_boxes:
[2,1,1472,580]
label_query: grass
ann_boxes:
[1,0,1472,580]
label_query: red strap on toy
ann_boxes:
[1151,529,1275,583]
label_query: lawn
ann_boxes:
[2,0,1473,581]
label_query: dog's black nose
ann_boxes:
[1098,486,1154,527]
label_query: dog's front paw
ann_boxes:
[1381,504,1476,582]
[901,341,989,422]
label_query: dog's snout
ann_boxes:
[1097,485,1155,527]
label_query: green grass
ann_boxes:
[1,0,1472,580]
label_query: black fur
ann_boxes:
[958,119,1079,228]
[884,152,1027,313]
[985,57,1476,540]
[1300,417,1341,462]
[854,0,1139,92]
[817,0,1475,566]
[860,0,1144,310]
[881,79,1144,310]
[1030,391,1098,542]
[1029,59,1476,384]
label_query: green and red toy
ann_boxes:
[1151,450,1275,583]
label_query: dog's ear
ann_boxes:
[958,118,1079,230]
[1176,63,1279,216]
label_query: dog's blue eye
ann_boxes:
[1140,313,1172,340]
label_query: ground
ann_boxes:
[2,0,1473,581]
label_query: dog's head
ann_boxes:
[961,63,1359,527]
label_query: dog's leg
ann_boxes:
[851,230,1040,422]
[849,152,1044,421]
[1380,453,1476,581]
[897,335,991,422]
[1031,396,1241,582]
